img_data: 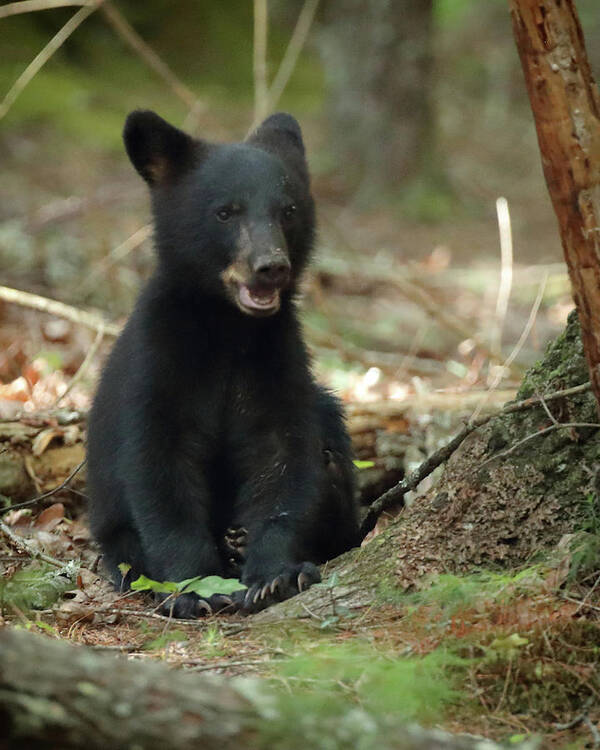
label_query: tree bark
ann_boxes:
[509,0,600,411]
[0,628,517,750]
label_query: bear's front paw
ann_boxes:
[157,591,237,619]
[237,561,321,614]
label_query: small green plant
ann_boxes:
[353,460,375,470]
[384,567,547,619]
[143,629,188,651]
[129,572,244,598]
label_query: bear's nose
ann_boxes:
[253,257,291,287]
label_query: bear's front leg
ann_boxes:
[233,464,325,613]
[127,475,230,618]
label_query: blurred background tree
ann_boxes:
[318,0,434,200]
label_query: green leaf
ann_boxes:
[130,575,178,594]
[178,575,244,597]
[353,460,375,470]
[118,562,131,577]
[35,621,58,636]
[508,735,529,745]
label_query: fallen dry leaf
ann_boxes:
[34,503,65,532]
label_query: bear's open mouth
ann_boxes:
[236,283,281,315]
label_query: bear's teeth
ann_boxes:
[239,284,279,310]
[250,291,275,305]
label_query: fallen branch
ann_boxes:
[360,381,593,536]
[0,285,120,337]
[0,519,65,568]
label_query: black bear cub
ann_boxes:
[87,110,359,617]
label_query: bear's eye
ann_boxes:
[216,206,235,222]
[282,204,297,222]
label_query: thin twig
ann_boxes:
[0,0,89,19]
[79,224,153,294]
[248,0,320,134]
[54,326,105,407]
[0,285,120,337]
[575,572,600,614]
[360,381,593,536]
[536,389,559,426]
[584,716,600,748]
[187,659,268,673]
[99,2,202,114]
[1,459,86,514]
[0,1,102,120]
[494,656,513,714]
[253,0,269,124]
[560,594,600,613]
[0,520,64,568]
[471,272,547,421]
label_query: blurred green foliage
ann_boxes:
[258,642,465,750]
[0,1,323,148]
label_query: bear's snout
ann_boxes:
[251,253,291,289]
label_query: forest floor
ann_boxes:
[2,130,599,749]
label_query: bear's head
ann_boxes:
[123,110,315,317]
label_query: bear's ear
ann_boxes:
[247,112,305,157]
[123,110,202,186]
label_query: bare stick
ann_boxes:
[246,0,318,137]
[0,0,89,19]
[253,0,269,124]
[262,0,319,119]
[471,272,547,421]
[536,390,559,426]
[54,325,105,407]
[0,285,120,337]
[0,1,102,120]
[360,381,593,536]
[491,197,514,358]
[99,1,202,113]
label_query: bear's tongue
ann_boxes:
[239,284,279,310]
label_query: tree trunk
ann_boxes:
[260,311,599,622]
[0,628,517,750]
[318,0,434,197]
[509,0,600,411]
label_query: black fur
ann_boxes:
[87,111,359,616]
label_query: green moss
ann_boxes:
[517,310,589,401]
